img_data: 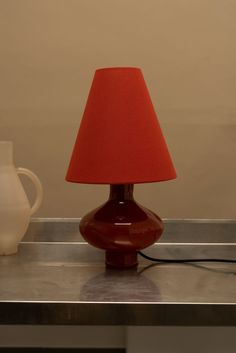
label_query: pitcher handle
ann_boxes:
[16,167,43,215]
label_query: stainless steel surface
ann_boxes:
[0,219,236,326]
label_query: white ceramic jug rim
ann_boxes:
[0,141,13,147]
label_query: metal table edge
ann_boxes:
[0,301,235,326]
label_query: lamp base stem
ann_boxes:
[106,250,138,269]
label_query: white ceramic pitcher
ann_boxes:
[0,141,43,255]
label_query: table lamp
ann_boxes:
[66,67,176,269]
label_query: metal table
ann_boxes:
[0,219,235,326]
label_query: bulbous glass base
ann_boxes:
[79,184,163,268]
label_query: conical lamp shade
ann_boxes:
[66,67,176,184]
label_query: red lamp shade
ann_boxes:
[66,67,176,184]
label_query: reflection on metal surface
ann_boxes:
[80,268,160,302]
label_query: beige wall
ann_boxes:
[0,0,235,219]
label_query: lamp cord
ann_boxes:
[138,251,236,263]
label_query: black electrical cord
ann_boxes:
[138,251,236,263]
[138,259,236,275]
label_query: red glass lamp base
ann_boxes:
[79,184,164,269]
